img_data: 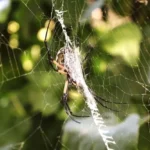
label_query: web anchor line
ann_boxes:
[55,9,72,46]
[82,83,116,150]
[55,8,117,150]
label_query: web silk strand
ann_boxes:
[82,82,116,150]
[55,8,116,150]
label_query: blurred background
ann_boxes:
[0,0,150,150]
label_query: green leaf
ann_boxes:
[0,104,31,147]
[100,23,142,66]
[19,72,64,116]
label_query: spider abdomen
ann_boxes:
[64,46,84,86]
[56,47,65,68]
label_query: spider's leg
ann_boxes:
[44,19,66,72]
[62,81,89,123]
[94,94,127,104]
[94,97,119,112]
[65,101,90,118]
[90,89,127,104]
[58,70,67,75]
[62,81,80,123]
[44,19,58,71]
[88,89,122,111]
[62,97,80,124]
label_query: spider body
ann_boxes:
[44,19,124,122]
[55,46,80,86]
[56,47,65,66]
[63,45,84,87]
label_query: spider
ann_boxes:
[44,19,124,123]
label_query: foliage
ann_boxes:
[0,0,150,150]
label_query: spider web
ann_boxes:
[0,0,150,150]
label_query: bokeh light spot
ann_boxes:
[37,27,51,41]
[45,20,55,31]
[22,59,33,71]
[31,45,41,60]
[7,21,20,34]
[9,35,19,48]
